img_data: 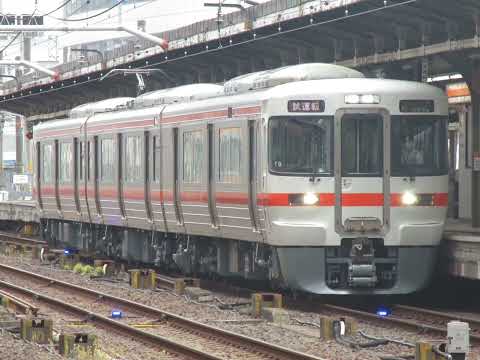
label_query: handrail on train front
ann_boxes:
[334,108,391,237]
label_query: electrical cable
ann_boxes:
[1,0,416,96]
[0,7,37,55]
[0,0,161,55]
[42,0,73,17]
[49,0,126,22]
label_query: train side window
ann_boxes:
[183,130,204,183]
[100,137,114,181]
[125,135,142,182]
[153,135,161,182]
[219,127,241,184]
[59,142,73,182]
[42,143,53,183]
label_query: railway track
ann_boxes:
[1,231,477,351]
[0,262,324,360]
[322,303,480,343]
[0,231,45,247]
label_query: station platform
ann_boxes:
[443,219,480,279]
[0,201,38,223]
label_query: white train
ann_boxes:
[33,63,449,294]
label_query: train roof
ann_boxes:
[34,64,447,135]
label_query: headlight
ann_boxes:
[345,94,380,104]
[303,192,319,205]
[401,191,418,206]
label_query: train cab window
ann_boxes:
[341,114,382,176]
[269,116,332,175]
[125,135,142,182]
[42,143,53,183]
[219,128,241,184]
[183,130,204,183]
[100,138,114,181]
[391,116,448,176]
[153,135,161,182]
[59,142,73,182]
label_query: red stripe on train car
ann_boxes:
[58,186,75,196]
[122,187,146,199]
[342,193,384,207]
[180,191,209,202]
[433,193,448,206]
[216,192,249,205]
[163,110,228,124]
[232,106,261,116]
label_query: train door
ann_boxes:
[98,135,124,226]
[334,109,390,236]
[77,139,89,222]
[160,127,182,233]
[38,141,56,218]
[35,141,42,210]
[86,136,101,223]
[150,129,166,232]
[213,119,253,240]
[178,125,210,235]
[54,140,61,218]
[58,139,76,221]
[122,131,149,229]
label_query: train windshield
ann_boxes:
[269,116,332,175]
[391,116,448,176]
[341,114,383,176]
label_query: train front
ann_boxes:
[264,78,449,294]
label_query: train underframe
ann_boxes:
[41,219,438,295]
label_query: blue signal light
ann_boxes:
[111,310,123,319]
[376,306,391,317]
[63,249,70,255]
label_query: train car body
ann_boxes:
[33,63,449,294]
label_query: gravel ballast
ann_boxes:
[0,253,477,360]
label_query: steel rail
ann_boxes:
[322,304,480,342]
[0,279,220,360]
[0,263,324,360]
[0,232,45,247]
[0,288,38,316]
[395,304,480,329]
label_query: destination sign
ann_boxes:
[288,100,325,113]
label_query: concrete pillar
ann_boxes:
[280,50,290,67]
[23,35,31,61]
[297,47,311,64]
[333,39,343,62]
[15,116,22,174]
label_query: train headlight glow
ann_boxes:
[345,94,380,104]
[401,191,418,206]
[303,192,319,205]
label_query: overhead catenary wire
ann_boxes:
[42,0,74,17]
[49,0,126,22]
[0,0,198,56]
[1,0,416,98]
[0,6,38,56]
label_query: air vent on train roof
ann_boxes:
[69,97,134,118]
[224,63,365,95]
[134,83,224,108]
